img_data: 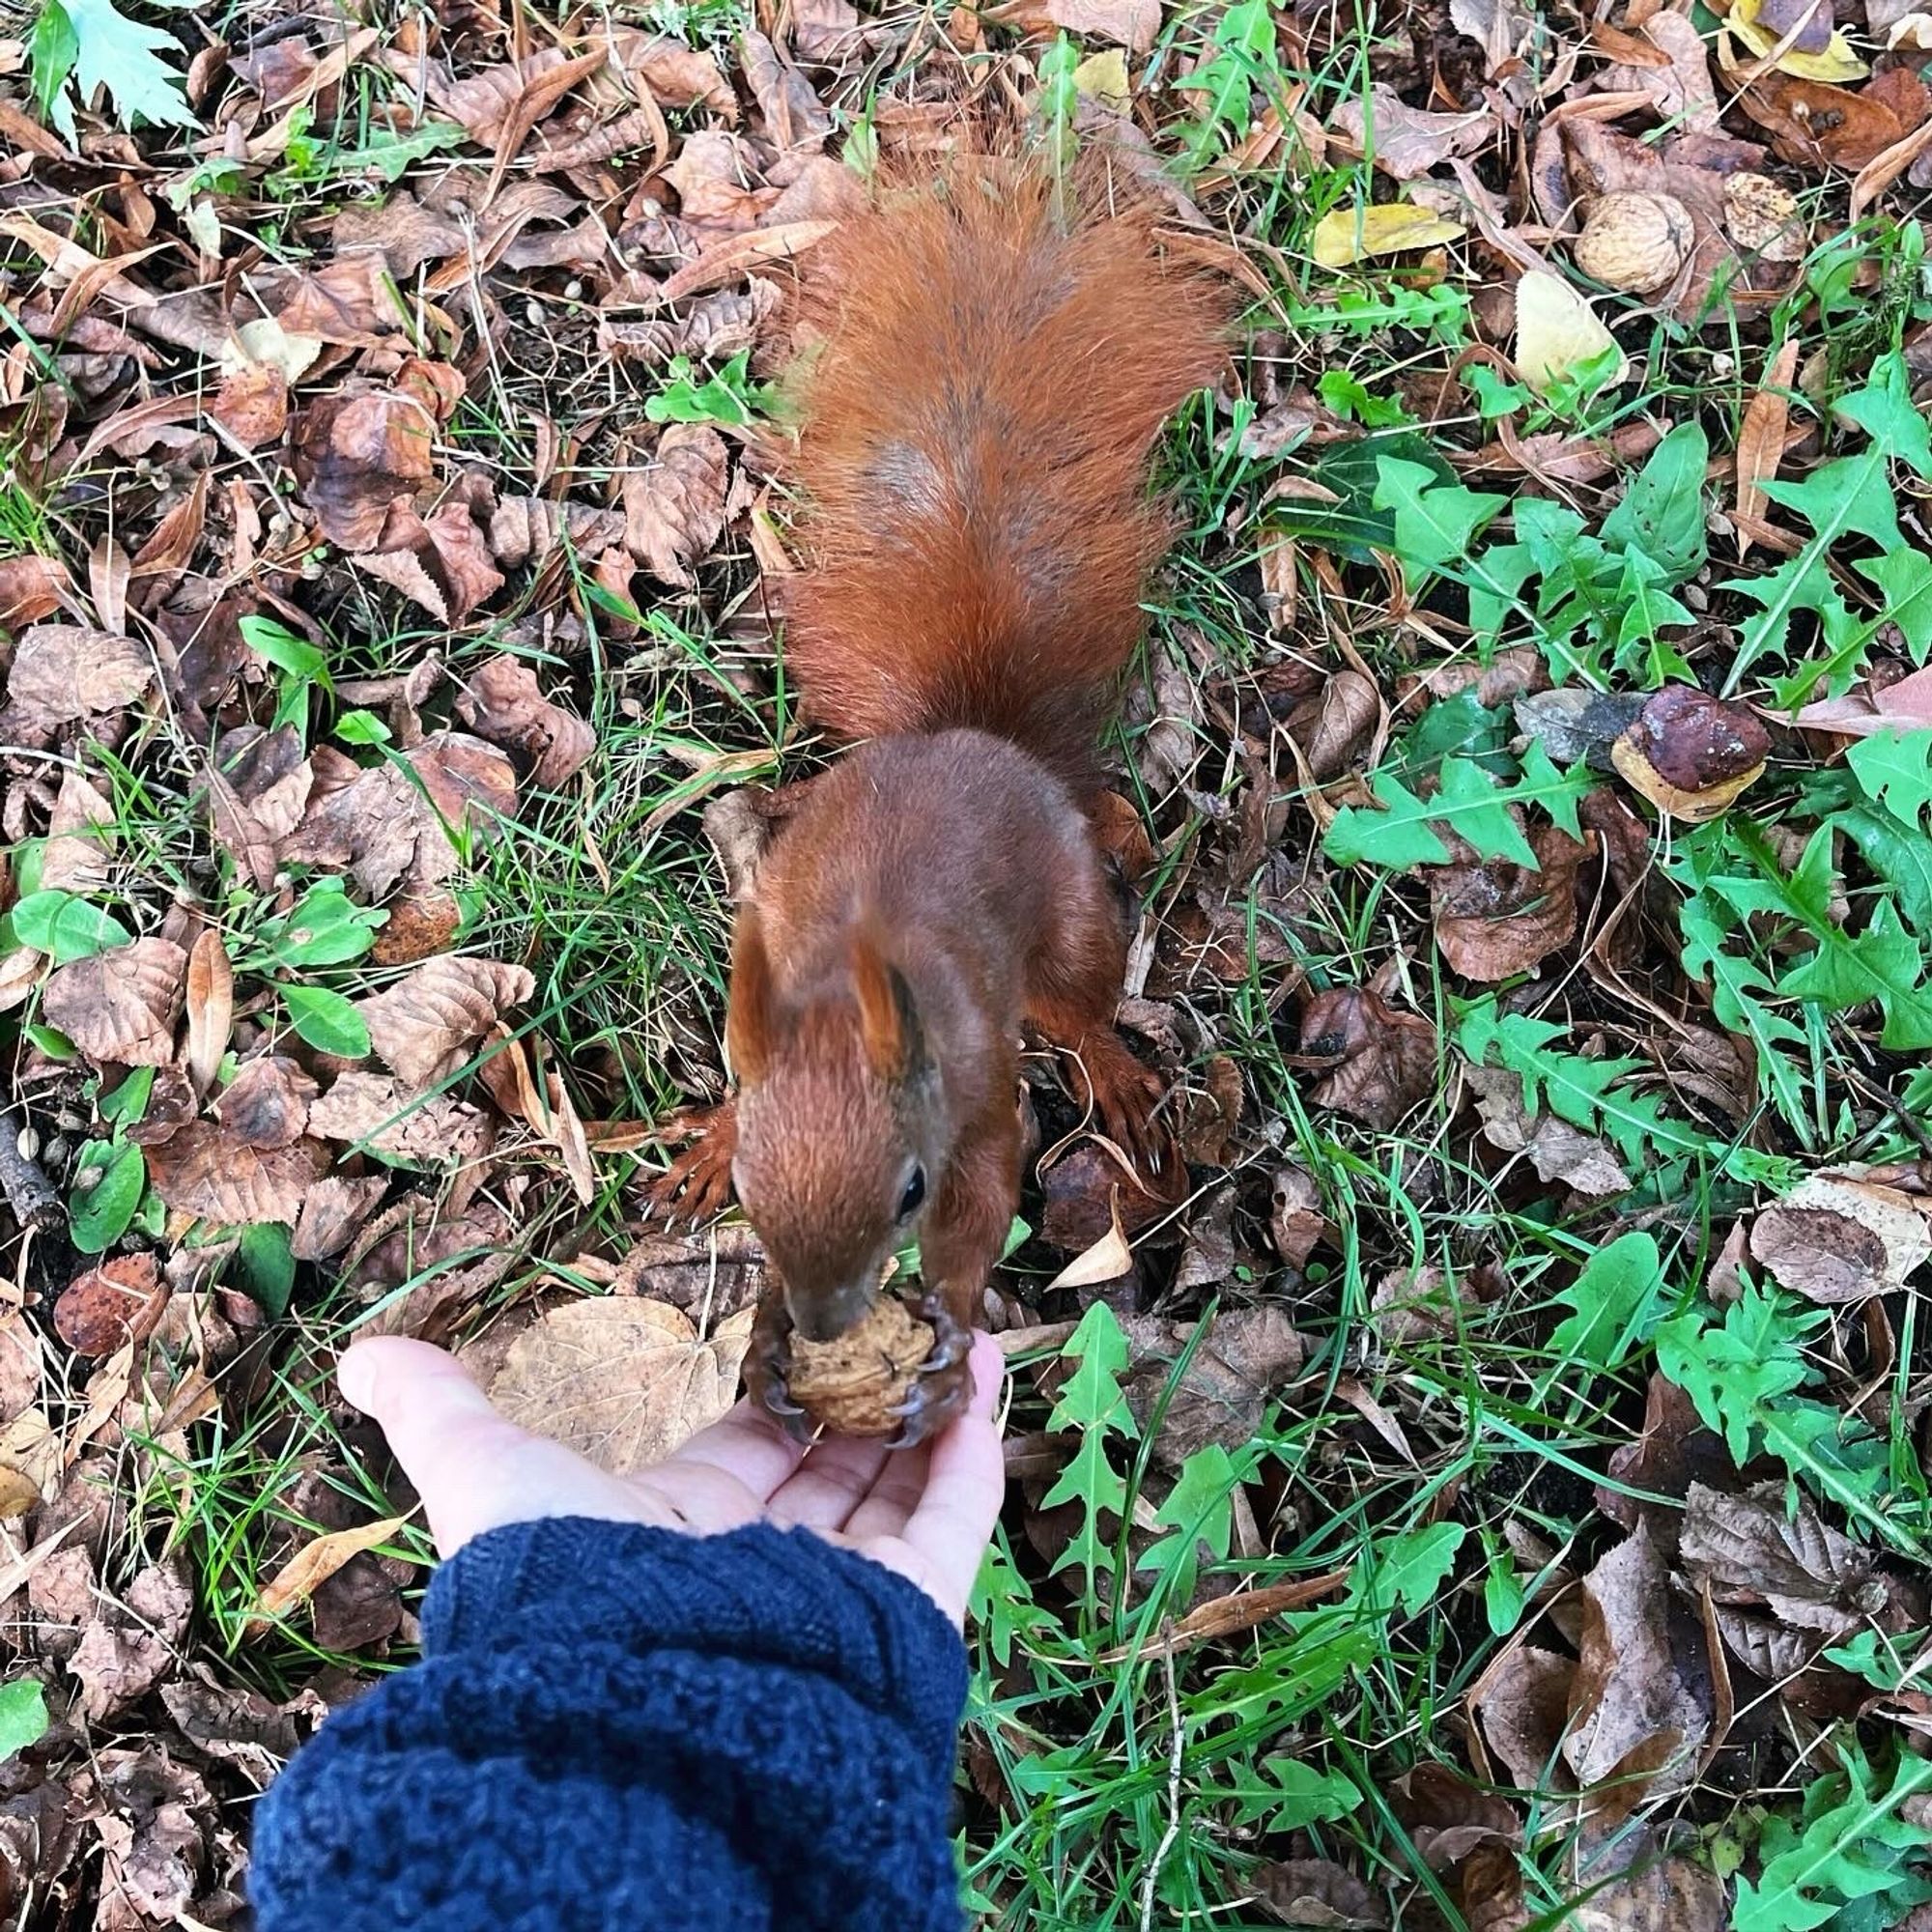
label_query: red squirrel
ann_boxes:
[647,154,1226,1443]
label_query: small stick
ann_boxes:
[0,1109,62,1233]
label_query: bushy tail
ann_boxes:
[780,156,1227,786]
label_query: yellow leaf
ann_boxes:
[1310,203,1465,270]
[1513,269,1628,395]
[246,1515,410,1634]
[1072,48,1131,110]
[1725,1,1870,80]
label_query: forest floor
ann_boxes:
[2,0,1932,1923]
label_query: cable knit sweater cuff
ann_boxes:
[251,1519,971,1932]
[422,1517,968,1762]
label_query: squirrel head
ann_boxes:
[725,911,948,1342]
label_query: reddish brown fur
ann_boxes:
[648,155,1227,1442]
[782,159,1228,784]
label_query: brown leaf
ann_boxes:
[69,1559,191,1719]
[215,1055,318,1151]
[1567,1855,1727,1932]
[1598,11,1721,131]
[1122,1305,1303,1467]
[739,27,834,147]
[483,1298,756,1473]
[0,1309,43,1427]
[1,625,155,744]
[1328,85,1491,179]
[0,554,67,628]
[1473,1644,1577,1787]
[291,1175,390,1262]
[1433,826,1585,980]
[1285,668,1379,780]
[1300,984,1437,1129]
[622,425,731,586]
[615,29,736,113]
[307,1071,497,1163]
[185,927,232,1095]
[1680,1480,1884,1634]
[1735,339,1801,553]
[333,193,468,273]
[1748,1174,1931,1302]
[453,654,596,787]
[1253,1859,1388,1928]
[356,955,536,1086]
[1565,1527,1709,1806]
[246,1515,409,1634]
[290,389,437,551]
[43,939,186,1066]
[40,768,115,893]
[145,1123,328,1223]
[53,1254,166,1357]
[1733,63,1928,170]
[1269,1166,1330,1265]
[1465,1065,1632,1195]
[1091,1568,1351,1663]
[210,361,291,449]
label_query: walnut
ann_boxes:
[787,1295,935,1438]
[1573,190,1694,296]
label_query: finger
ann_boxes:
[895,1333,1008,1623]
[764,1431,894,1533]
[660,1397,808,1506]
[338,1337,667,1557]
[840,1440,933,1544]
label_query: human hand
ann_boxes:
[336,1329,1008,1628]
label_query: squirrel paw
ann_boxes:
[639,1104,737,1228]
[885,1294,975,1450]
[745,1303,816,1444]
[1075,1035,1176,1185]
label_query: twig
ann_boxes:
[0,1109,61,1233]
[1138,1646,1186,1932]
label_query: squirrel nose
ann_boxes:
[786,1281,877,1343]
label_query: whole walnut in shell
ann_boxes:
[786,1295,935,1438]
[1574,190,1694,296]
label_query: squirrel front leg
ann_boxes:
[639,1099,738,1227]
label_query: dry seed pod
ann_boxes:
[1722,173,1806,263]
[786,1294,936,1438]
[1574,190,1695,296]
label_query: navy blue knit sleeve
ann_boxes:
[248,1519,969,1932]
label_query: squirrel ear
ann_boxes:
[851,931,924,1083]
[725,909,775,1086]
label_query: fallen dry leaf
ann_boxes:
[246,1515,409,1634]
[1731,63,1927,168]
[185,927,232,1096]
[1565,1527,1709,1810]
[483,1297,756,1473]
[1516,270,1627,395]
[1466,1066,1633,1196]
[1,625,155,745]
[1748,1173,1931,1302]
[1311,203,1467,269]
[356,955,536,1086]
[144,1123,329,1224]
[70,1558,191,1719]
[1328,85,1491,180]
[1680,1480,1884,1635]
[307,1071,497,1163]
[290,389,437,551]
[1567,1854,1727,1932]
[215,1055,318,1151]
[1432,826,1585,981]
[1735,338,1802,553]
[40,768,115,894]
[1253,1859,1389,1928]
[453,655,596,788]
[1598,11,1721,130]
[622,425,731,587]
[291,1175,391,1262]
[53,1254,167,1358]
[43,939,186,1066]
[0,554,67,628]
[1475,1645,1577,1787]
[1300,983,1438,1129]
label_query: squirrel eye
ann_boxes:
[898,1165,926,1219]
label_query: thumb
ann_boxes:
[338,1336,547,1557]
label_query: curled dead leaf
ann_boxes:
[453,654,596,788]
[483,1297,756,1473]
[1748,1173,1931,1302]
[1300,983,1437,1130]
[622,425,731,588]
[246,1515,410,1634]
[53,1253,167,1357]
[290,389,437,551]
[1,625,155,746]
[1680,1480,1884,1635]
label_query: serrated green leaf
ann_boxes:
[1350,1522,1464,1619]
[1323,752,1592,870]
[1373,456,1509,580]
[1655,1281,1820,1466]
[1836,804,1932,934]
[1833,352,1932,478]
[11,889,131,963]
[1847,728,1932,833]
[279,982,371,1058]
[1545,1232,1664,1375]
[1855,548,1932,664]
[1778,898,1932,1050]
[54,0,197,133]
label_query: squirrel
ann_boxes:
[645,152,1227,1445]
